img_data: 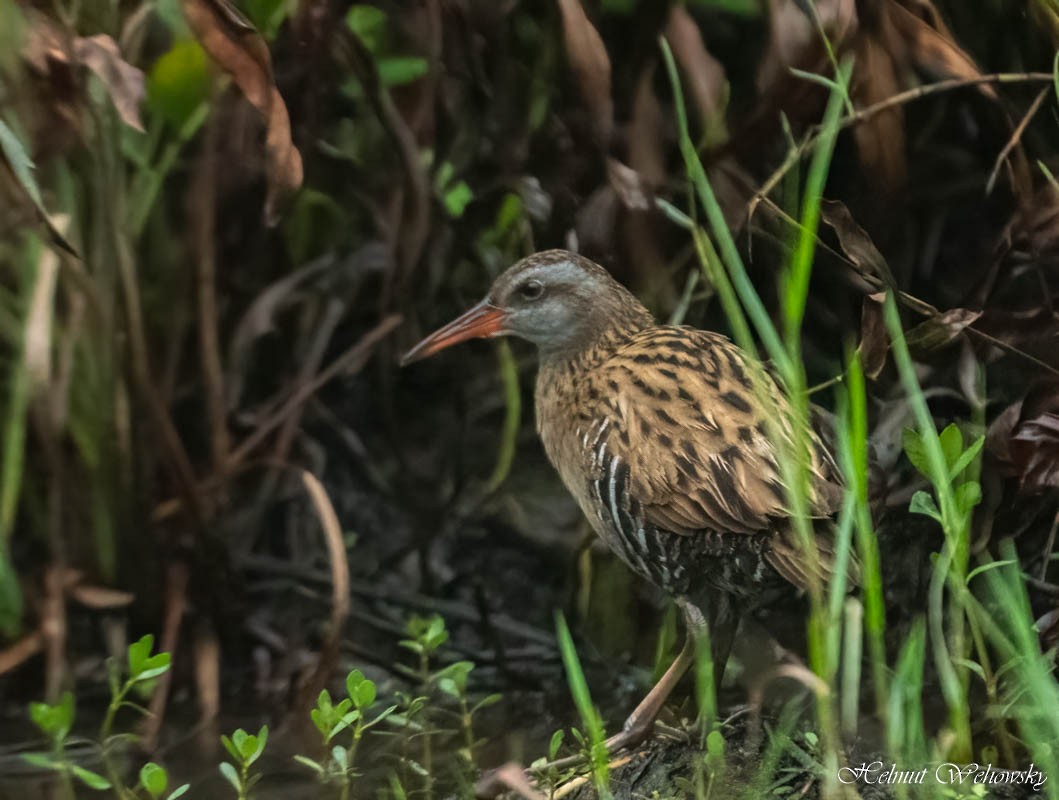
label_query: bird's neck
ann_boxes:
[537,295,654,373]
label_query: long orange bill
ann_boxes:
[400,300,508,366]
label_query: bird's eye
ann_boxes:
[518,280,545,301]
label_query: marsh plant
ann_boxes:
[22,634,187,800]
[219,726,268,800]
[295,670,396,800]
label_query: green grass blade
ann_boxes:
[555,612,610,799]
[485,339,521,492]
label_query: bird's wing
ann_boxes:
[592,327,843,539]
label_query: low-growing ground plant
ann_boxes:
[219,726,268,800]
[295,669,396,799]
[23,634,187,800]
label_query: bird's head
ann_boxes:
[401,250,651,365]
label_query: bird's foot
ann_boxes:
[474,714,670,798]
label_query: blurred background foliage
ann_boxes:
[1,0,1059,796]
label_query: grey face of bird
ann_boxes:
[401,250,645,365]
[487,254,613,354]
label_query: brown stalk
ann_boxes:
[345,34,430,310]
[193,119,231,478]
[748,196,1059,378]
[290,470,350,723]
[115,230,207,525]
[986,86,1049,196]
[0,629,44,676]
[152,314,402,521]
[747,71,1053,222]
[230,313,402,466]
[259,297,346,500]
[42,565,66,702]
[140,561,190,750]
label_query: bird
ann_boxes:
[402,249,851,754]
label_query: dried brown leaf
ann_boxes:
[628,63,666,185]
[73,35,144,131]
[556,0,613,148]
[976,306,1059,348]
[851,28,906,190]
[1007,182,1059,257]
[820,199,895,288]
[664,6,727,139]
[985,399,1021,469]
[904,307,982,355]
[1009,383,1059,492]
[24,216,64,393]
[887,0,996,100]
[858,291,889,379]
[605,157,651,211]
[488,763,548,800]
[21,10,68,72]
[69,583,135,609]
[757,0,857,97]
[181,0,303,223]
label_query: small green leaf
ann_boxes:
[434,661,474,697]
[326,710,358,742]
[293,755,326,775]
[966,559,1017,584]
[331,744,349,769]
[148,40,212,130]
[955,481,981,515]
[364,705,397,730]
[246,726,268,764]
[218,761,241,792]
[346,669,364,693]
[352,680,376,709]
[406,758,430,777]
[29,691,74,742]
[346,669,378,709]
[220,734,240,763]
[127,634,155,678]
[345,5,387,51]
[70,764,112,790]
[549,729,565,760]
[952,657,987,682]
[909,491,942,522]
[317,689,333,711]
[949,435,985,480]
[471,693,502,715]
[377,57,428,87]
[134,653,172,683]
[939,423,963,471]
[901,428,931,479]
[139,762,168,797]
[21,752,61,771]
[443,181,473,218]
[167,785,190,800]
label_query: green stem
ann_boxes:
[485,339,520,493]
[99,682,133,799]
[419,653,433,800]
[344,717,364,800]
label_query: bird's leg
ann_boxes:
[702,593,740,692]
[598,595,738,754]
[476,598,740,799]
[600,627,698,753]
